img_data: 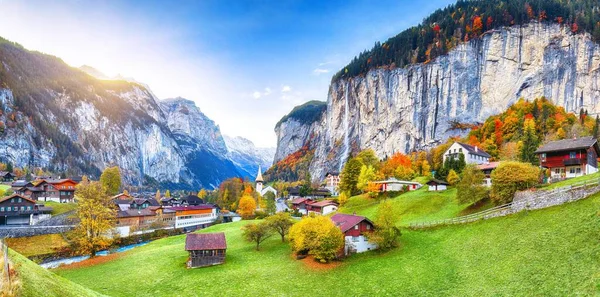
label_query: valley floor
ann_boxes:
[52,193,600,297]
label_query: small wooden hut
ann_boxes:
[185,233,227,268]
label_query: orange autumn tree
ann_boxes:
[238,194,256,219]
[381,152,412,177]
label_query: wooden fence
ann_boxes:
[409,178,600,230]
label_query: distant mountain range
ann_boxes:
[0,37,273,189]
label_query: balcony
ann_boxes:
[563,158,583,166]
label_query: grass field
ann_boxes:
[54,193,600,296]
[338,188,473,226]
[9,249,102,297]
[45,201,78,216]
[6,234,69,258]
[544,172,600,190]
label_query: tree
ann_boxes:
[197,189,207,199]
[446,169,460,185]
[264,191,277,215]
[71,177,116,256]
[339,158,362,196]
[456,165,488,204]
[165,190,171,198]
[241,221,273,251]
[6,162,12,173]
[394,165,415,180]
[155,190,161,201]
[338,191,349,206]
[356,149,380,169]
[288,215,344,263]
[421,160,431,177]
[519,118,539,164]
[265,212,295,242]
[490,161,540,204]
[357,165,376,193]
[99,166,121,196]
[368,200,401,250]
[593,115,599,139]
[237,195,257,219]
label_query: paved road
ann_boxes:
[276,198,289,212]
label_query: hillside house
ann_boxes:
[330,213,377,255]
[443,142,491,165]
[15,179,78,203]
[324,172,340,196]
[535,136,600,181]
[477,162,500,186]
[186,233,227,268]
[0,171,15,182]
[426,179,449,191]
[0,194,52,225]
[171,204,219,230]
[373,178,422,191]
[179,195,205,206]
[290,198,313,215]
[306,200,338,215]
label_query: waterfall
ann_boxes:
[339,82,350,172]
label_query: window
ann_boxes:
[576,168,581,174]
[20,206,24,211]
[459,148,462,153]
[0,207,4,212]
[354,225,358,230]
[570,168,576,174]
[540,153,546,161]
[555,169,560,174]
[17,198,21,202]
[352,236,359,242]
[366,224,371,230]
[5,207,10,211]
[27,206,31,210]
[570,151,577,159]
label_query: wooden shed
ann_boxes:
[185,233,227,268]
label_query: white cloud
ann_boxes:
[281,85,291,92]
[264,87,272,96]
[253,91,262,99]
[313,68,330,75]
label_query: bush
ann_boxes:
[457,164,488,205]
[490,161,540,204]
[288,215,344,262]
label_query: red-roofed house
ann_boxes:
[477,161,500,187]
[330,213,377,255]
[290,198,314,215]
[185,232,227,268]
[306,200,338,215]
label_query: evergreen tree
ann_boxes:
[6,162,12,173]
[339,158,363,196]
[594,115,600,139]
[519,119,539,164]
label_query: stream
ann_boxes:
[40,242,149,269]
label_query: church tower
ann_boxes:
[255,166,264,195]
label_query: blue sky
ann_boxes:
[0,0,455,147]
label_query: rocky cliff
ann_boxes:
[223,135,275,179]
[274,22,600,181]
[0,38,242,189]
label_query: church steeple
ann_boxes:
[255,166,264,183]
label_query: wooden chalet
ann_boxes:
[290,198,314,215]
[426,179,449,191]
[0,171,15,182]
[306,200,339,215]
[330,213,377,255]
[0,194,52,225]
[185,233,227,268]
[15,179,78,203]
[535,136,600,181]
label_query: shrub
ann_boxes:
[490,161,540,204]
[288,215,344,262]
[457,164,488,205]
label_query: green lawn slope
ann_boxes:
[338,188,472,225]
[9,249,103,297]
[55,194,600,296]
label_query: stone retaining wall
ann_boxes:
[512,184,600,212]
[0,225,74,238]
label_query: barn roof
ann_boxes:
[185,233,227,251]
[477,162,500,171]
[455,142,492,158]
[534,136,599,154]
[330,214,373,233]
[309,200,338,208]
[426,179,449,186]
[0,194,37,204]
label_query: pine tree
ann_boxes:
[594,115,600,139]
[519,119,539,164]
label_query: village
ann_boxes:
[1,131,598,271]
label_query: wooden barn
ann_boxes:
[185,233,227,268]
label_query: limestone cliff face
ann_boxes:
[274,22,600,181]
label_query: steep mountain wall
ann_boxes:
[274,22,600,181]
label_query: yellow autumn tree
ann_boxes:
[447,169,460,185]
[288,215,344,263]
[337,192,349,206]
[237,195,256,219]
[197,189,208,199]
[71,177,116,256]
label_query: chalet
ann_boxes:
[130,198,160,210]
[287,187,333,199]
[0,171,15,182]
[115,208,157,230]
[306,200,338,215]
[0,194,52,225]
[171,204,219,230]
[11,180,28,192]
[220,211,242,223]
[330,213,377,255]
[535,136,600,181]
[373,178,422,192]
[443,142,491,165]
[18,179,79,203]
[324,172,340,196]
[112,192,133,200]
[477,162,500,187]
[426,179,449,191]
[185,233,227,268]
[179,195,205,206]
[290,198,314,215]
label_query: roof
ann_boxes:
[534,136,599,154]
[131,198,160,206]
[169,205,216,211]
[309,200,338,208]
[112,192,132,200]
[291,198,311,204]
[0,194,37,204]
[44,178,76,185]
[426,179,449,186]
[11,180,28,187]
[181,195,204,205]
[0,171,14,177]
[477,162,500,171]
[185,233,227,251]
[117,208,156,218]
[373,178,421,185]
[255,166,264,182]
[325,172,340,176]
[455,142,492,158]
[330,214,373,233]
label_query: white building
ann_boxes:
[426,179,449,191]
[255,166,277,197]
[373,178,422,191]
[443,142,491,165]
[331,214,378,255]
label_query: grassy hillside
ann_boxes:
[544,172,600,190]
[9,249,103,297]
[45,201,77,216]
[6,234,69,258]
[56,194,600,296]
[338,188,472,226]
